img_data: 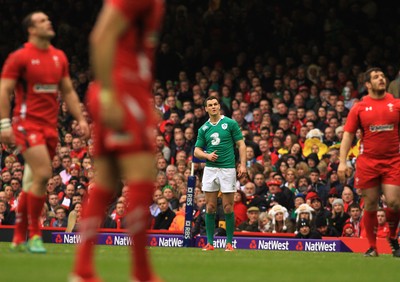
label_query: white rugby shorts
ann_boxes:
[202,166,236,193]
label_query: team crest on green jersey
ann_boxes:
[221,123,227,130]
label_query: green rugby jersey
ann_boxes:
[195,116,243,168]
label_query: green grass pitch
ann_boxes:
[1,242,399,282]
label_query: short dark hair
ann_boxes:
[348,203,361,211]
[364,67,382,83]
[22,11,44,36]
[204,96,220,107]
[22,12,37,31]
[309,167,320,175]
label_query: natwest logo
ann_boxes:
[63,234,81,244]
[158,237,183,247]
[304,241,337,252]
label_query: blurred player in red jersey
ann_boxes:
[338,67,400,257]
[70,1,164,282]
[0,11,89,253]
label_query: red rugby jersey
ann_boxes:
[344,93,400,159]
[107,0,164,90]
[1,42,69,127]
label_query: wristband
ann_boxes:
[0,118,11,130]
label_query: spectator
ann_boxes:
[66,202,82,232]
[342,222,355,237]
[376,209,390,239]
[346,203,363,237]
[329,198,350,235]
[237,206,261,232]
[258,212,271,233]
[153,196,175,230]
[341,185,355,212]
[0,199,15,225]
[162,185,179,211]
[168,203,186,232]
[295,218,322,239]
[233,190,248,228]
[267,204,294,233]
[150,189,163,218]
[315,216,339,237]
[52,206,68,228]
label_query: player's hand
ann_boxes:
[0,118,15,146]
[99,88,124,131]
[237,164,247,178]
[78,119,90,139]
[337,162,347,184]
[207,150,218,162]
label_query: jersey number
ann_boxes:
[210,133,220,146]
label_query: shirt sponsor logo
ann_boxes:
[369,124,394,132]
[31,59,40,65]
[365,106,372,111]
[202,125,209,131]
[33,84,58,93]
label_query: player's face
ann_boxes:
[367,71,386,95]
[205,99,220,117]
[30,12,55,39]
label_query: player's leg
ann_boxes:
[22,145,52,253]
[221,192,235,251]
[72,156,118,280]
[362,186,380,256]
[201,167,219,249]
[382,184,400,257]
[118,152,159,282]
[10,164,32,251]
[219,168,236,251]
[204,191,218,250]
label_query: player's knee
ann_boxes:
[34,168,53,186]
[206,204,216,214]
[386,199,400,211]
[223,203,233,214]
[363,196,379,209]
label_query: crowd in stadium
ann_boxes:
[1,0,400,239]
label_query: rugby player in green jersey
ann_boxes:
[194,96,246,251]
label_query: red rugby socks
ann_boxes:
[27,192,46,238]
[74,185,113,278]
[363,210,378,248]
[126,181,154,282]
[384,208,400,239]
[13,191,28,243]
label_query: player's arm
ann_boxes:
[59,77,89,138]
[0,78,17,143]
[0,78,16,120]
[236,139,247,177]
[90,3,128,97]
[338,131,355,183]
[194,147,217,162]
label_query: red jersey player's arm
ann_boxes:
[0,78,17,120]
[59,77,85,124]
[89,3,128,92]
[339,131,355,163]
[338,131,355,183]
